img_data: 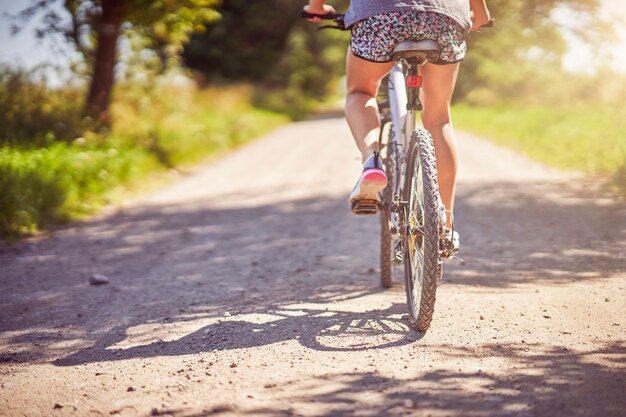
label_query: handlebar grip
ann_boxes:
[301,10,344,20]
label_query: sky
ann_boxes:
[0,1,625,77]
[0,1,81,78]
[558,0,626,73]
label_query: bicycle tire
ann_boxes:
[403,128,442,332]
[379,125,395,289]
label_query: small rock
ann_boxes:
[53,403,63,409]
[230,362,237,368]
[89,273,110,286]
[223,312,231,317]
[605,298,610,302]
[127,387,135,392]
[403,399,414,408]
[480,315,484,320]
[543,315,551,319]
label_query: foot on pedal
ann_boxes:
[349,152,387,215]
[440,229,460,259]
[351,199,382,215]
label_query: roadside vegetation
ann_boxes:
[1,0,347,239]
[0,69,286,237]
[454,101,626,194]
[451,0,626,195]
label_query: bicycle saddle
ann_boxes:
[392,40,441,63]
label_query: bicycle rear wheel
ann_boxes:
[403,128,442,332]
[379,124,395,289]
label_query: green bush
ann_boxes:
[0,67,85,147]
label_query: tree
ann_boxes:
[182,0,350,118]
[457,0,611,103]
[11,0,220,126]
[183,0,303,82]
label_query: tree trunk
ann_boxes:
[85,0,122,127]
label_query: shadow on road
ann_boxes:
[447,180,625,287]
[0,179,624,367]
[235,341,626,417]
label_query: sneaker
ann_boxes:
[349,152,387,215]
[441,228,460,258]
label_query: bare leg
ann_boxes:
[420,62,460,227]
[345,50,394,163]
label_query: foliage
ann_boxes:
[183,0,302,81]
[10,1,221,120]
[0,66,85,147]
[183,0,350,118]
[252,19,350,119]
[456,0,610,103]
[111,79,287,166]
[0,75,287,238]
[11,0,220,68]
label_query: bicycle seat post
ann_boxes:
[405,59,423,112]
[391,40,441,112]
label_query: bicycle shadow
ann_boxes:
[53,301,421,367]
[1,194,419,366]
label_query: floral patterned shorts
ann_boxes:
[350,12,467,64]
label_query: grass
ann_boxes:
[0,141,158,235]
[453,103,626,194]
[0,83,287,238]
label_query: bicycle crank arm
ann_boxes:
[450,254,465,264]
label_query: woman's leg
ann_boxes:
[345,50,394,163]
[420,62,460,227]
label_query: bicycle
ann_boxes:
[302,10,491,332]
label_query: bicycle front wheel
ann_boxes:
[403,128,442,332]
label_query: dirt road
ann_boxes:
[1,117,625,417]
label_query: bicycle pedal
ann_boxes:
[351,199,382,215]
[440,251,464,263]
[392,242,404,264]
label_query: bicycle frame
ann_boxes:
[386,61,419,201]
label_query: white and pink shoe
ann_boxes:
[349,152,388,215]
